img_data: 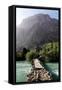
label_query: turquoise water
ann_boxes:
[16,61,59,82]
[16,61,32,82]
[43,63,59,80]
[45,63,59,76]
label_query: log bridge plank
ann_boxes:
[27,59,52,82]
[33,59,44,69]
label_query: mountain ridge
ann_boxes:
[16,14,59,51]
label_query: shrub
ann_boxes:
[39,42,59,62]
[16,48,29,60]
[26,50,39,62]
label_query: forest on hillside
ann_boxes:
[16,41,59,63]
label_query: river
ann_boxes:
[16,61,32,82]
[16,61,59,82]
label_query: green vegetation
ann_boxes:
[39,42,59,62]
[16,42,59,62]
[26,50,39,62]
[16,48,29,60]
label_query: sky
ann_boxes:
[16,8,59,26]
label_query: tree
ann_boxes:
[26,50,39,62]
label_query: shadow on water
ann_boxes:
[43,63,59,81]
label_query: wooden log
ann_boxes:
[33,59,44,69]
[27,59,52,82]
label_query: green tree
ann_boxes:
[26,50,39,62]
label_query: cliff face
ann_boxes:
[16,14,59,50]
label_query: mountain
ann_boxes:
[16,14,59,51]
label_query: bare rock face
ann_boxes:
[16,14,59,51]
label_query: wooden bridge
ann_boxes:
[33,59,44,69]
[27,59,52,82]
